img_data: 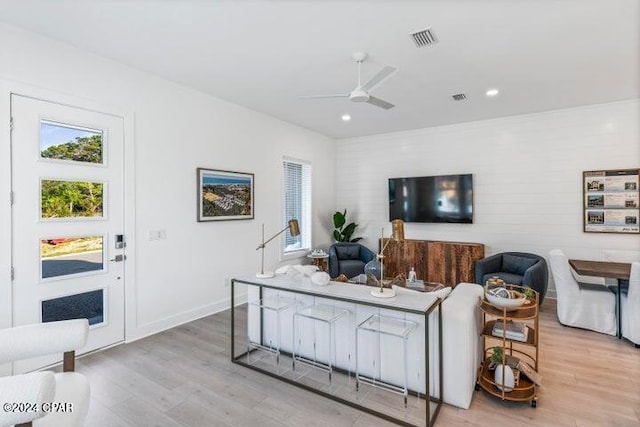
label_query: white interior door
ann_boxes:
[11,94,125,373]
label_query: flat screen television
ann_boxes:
[388,174,473,223]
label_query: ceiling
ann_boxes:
[0,0,638,138]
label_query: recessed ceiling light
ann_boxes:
[341,114,351,122]
[486,88,499,97]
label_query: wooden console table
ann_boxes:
[381,239,485,287]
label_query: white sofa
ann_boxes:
[439,283,484,408]
[247,280,483,409]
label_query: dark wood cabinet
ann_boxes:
[381,238,485,287]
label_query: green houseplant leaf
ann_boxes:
[332,209,362,242]
[333,210,346,229]
[490,346,504,367]
[341,222,357,241]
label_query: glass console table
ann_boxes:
[230,275,443,427]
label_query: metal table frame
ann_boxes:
[231,278,443,427]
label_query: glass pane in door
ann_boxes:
[40,179,104,219]
[41,289,105,326]
[41,236,104,279]
[40,120,104,164]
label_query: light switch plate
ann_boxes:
[148,229,167,241]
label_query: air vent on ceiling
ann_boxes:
[452,93,467,101]
[410,28,438,47]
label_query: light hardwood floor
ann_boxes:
[76,300,640,426]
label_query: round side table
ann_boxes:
[307,253,329,272]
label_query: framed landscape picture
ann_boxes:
[197,168,254,222]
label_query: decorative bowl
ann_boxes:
[485,284,527,311]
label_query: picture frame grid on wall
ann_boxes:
[583,168,639,234]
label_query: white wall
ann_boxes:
[336,100,640,297]
[0,23,337,340]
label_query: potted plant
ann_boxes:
[332,210,362,242]
[489,345,504,369]
[490,346,515,392]
[523,286,535,302]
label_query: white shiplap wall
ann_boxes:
[336,100,640,297]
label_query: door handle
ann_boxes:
[110,254,127,262]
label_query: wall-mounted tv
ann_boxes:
[388,174,474,224]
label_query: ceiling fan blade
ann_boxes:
[367,96,395,110]
[299,94,350,99]
[361,66,397,92]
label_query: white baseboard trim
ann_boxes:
[127,292,248,343]
[546,289,557,300]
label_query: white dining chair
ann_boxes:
[621,262,640,347]
[549,249,616,335]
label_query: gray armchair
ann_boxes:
[475,252,549,304]
[328,243,376,279]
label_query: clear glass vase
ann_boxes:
[364,258,381,280]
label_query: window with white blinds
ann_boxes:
[282,158,311,255]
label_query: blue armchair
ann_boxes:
[475,252,549,304]
[328,243,376,279]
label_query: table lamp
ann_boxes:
[370,219,405,298]
[256,219,300,278]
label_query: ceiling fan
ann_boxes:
[300,52,398,110]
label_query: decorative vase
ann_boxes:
[364,258,381,280]
[494,364,515,392]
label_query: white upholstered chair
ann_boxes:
[0,319,90,427]
[549,249,616,335]
[621,262,640,347]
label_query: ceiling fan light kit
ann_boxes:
[352,51,368,62]
[349,89,369,103]
[300,51,397,110]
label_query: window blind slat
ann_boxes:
[283,159,311,253]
